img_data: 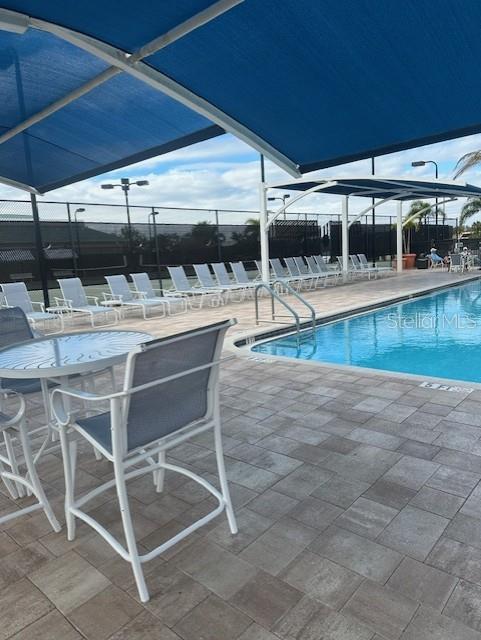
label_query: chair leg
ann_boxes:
[18,419,61,532]
[213,419,237,534]
[59,426,76,540]
[0,451,20,499]
[155,451,165,493]
[3,430,25,498]
[113,459,149,602]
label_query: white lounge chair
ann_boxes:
[449,253,463,273]
[269,258,301,287]
[1,282,63,333]
[57,278,118,327]
[167,266,223,308]
[105,275,170,319]
[284,257,315,289]
[294,256,323,288]
[357,254,392,275]
[350,254,378,279]
[313,256,341,283]
[305,256,333,286]
[130,272,187,315]
[193,263,241,302]
[211,262,254,299]
[51,320,237,603]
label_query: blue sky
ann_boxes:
[2,131,481,223]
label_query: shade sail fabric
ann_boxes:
[3,1,481,192]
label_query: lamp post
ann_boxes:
[411,160,439,242]
[267,194,290,220]
[73,207,85,272]
[101,178,149,261]
[149,209,163,294]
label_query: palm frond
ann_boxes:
[459,196,481,226]
[454,151,481,178]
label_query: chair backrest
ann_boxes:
[336,256,344,270]
[284,257,300,276]
[230,262,249,284]
[306,256,320,273]
[294,256,309,274]
[270,258,286,278]
[314,256,329,272]
[255,260,263,274]
[168,266,192,292]
[105,275,134,301]
[120,319,234,453]
[58,278,88,307]
[193,264,216,288]
[0,307,33,349]
[211,263,231,286]
[130,273,155,298]
[450,253,461,266]
[1,283,33,313]
[350,255,361,269]
[358,254,369,266]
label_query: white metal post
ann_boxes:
[396,200,403,273]
[259,181,270,283]
[341,196,349,279]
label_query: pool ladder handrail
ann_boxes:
[254,280,317,337]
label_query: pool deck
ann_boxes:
[4,270,481,639]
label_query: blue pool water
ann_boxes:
[252,279,481,383]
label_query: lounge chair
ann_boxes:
[305,256,334,286]
[167,266,223,308]
[57,278,118,327]
[294,256,323,288]
[449,253,463,273]
[104,275,170,319]
[231,261,258,285]
[313,256,341,283]
[51,319,238,603]
[284,257,315,289]
[211,262,255,299]
[129,272,187,314]
[350,254,378,278]
[1,282,63,333]
[269,258,301,287]
[357,254,392,275]
[193,263,241,302]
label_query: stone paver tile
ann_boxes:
[363,479,416,510]
[228,443,303,476]
[421,402,455,416]
[207,507,273,553]
[109,610,181,639]
[381,456,439,490]
[230,570,302,629]
[297,411,337,431]
[352,397,393,413]
[378,403,417,423]
[336,497,397,539]
[444,580,481,633]
[347,428,404,450]
[0,541,53,590]
[396,440,441,461]
[173,595,251,640]
[238,624,280,640]
[319,451,392,484]
[289,496,343,531]
[281,549,363,610]
[402,605,481,640]
[255,434,300,456]
[247,489,299,520]
[29,551,110,614]
[277,424,330,445]
[288,443,332,465]
[378,505,448,561]
[318,435,361,454]
[272,464,333,499]
[0,579,53,640]
[342,580,418,640]
[427,537,481,585]
[310,525,402,583]
[410,486,464,518]
[426,466,481,497]
[386,556,457,609]
[446,513,481,550]
[174,539,256,599]
[446,410,481,428]
[9,610,81,640]
[0,530,18,558]
[461,483,481,518]
[226,459,280,492]
[67,585,142,640]
[311,476,371,509]
[433,449,481,475]
[403,411,444,428]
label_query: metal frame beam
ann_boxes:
[0,3,301,179]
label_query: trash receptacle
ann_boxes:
[416,258,428,269]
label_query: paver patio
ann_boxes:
[3,271,481,638]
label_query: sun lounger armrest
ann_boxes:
[85,295,99,305]
[31,301,45,312]
[51,386,105,426]
[54,296,72,308]
[103,292,123,302]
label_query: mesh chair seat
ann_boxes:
[27,310,58,321]
[0,378,43,394]
[77,412,112,452]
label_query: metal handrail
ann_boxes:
[254,279,316,337]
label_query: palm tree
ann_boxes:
[456,196,481,227]
[453,151,481,226]
[402,200,431,253]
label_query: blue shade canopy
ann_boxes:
[3,1,481,192]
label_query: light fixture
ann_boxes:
[411,161,426,167]
[101,184,114,189]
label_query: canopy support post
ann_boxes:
[396,200,403,273]
[31,194,50,307]
[259,172,270,283]
[341,196,349,281]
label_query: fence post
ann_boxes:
[215,210,222,262]
[30,194,50,307]
[66,202,78,276]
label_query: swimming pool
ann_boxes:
[251,279,481,383]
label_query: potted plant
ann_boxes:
[401,200,432,269]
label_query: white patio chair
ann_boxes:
[52,319,238,603]
[1,282,63,333]
[350,254,377,279]
[284,257,314,289]
[269,258,301,287]
[449,253,463,273]
[313,256,341,283]
[211,263,254,300]
[129,272,187,315]
[336,255,361,279]
[305,256,332,286]
[294,256,322,288]
[105,275,171,319]
[167,266,223,308]
[193,264,240,302]
[57,278,118,327]
[357,253,392,274]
